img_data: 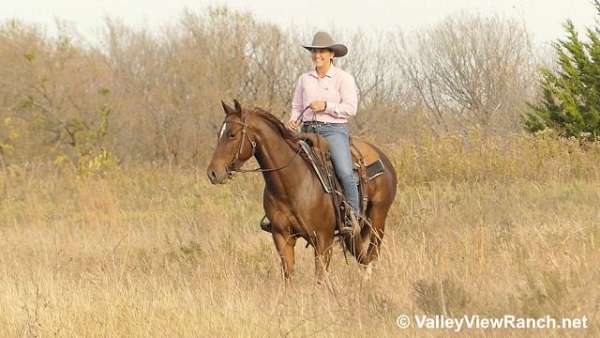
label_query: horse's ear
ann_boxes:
[233,99,243,116]
[221,100,237,116]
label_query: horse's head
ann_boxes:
[207,100,257,184]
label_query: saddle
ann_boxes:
[297,132,385,233]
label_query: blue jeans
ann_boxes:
[302,123,360,213]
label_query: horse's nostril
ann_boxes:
[208,170,217,181]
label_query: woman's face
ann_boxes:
[311,48,334,68]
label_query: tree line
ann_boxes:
[0,5,596,170]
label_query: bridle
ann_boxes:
[219,117,256,172]
[218,113,304,174]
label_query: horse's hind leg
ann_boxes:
[272,232,297,282]
[357,202,389,266]
[313,231,334,284]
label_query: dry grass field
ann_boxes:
[1,132,599,337]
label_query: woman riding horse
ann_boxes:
[285,31,361,237]
[206,32,397,282]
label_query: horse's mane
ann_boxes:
[249,107,299,143]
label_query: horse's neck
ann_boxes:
[253,122,309,195]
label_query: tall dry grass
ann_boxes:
[0,132,598,337]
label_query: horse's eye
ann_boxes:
[228,133,236,139]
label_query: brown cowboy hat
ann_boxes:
[303,31,348,57]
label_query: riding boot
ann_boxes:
[339,209,360,238]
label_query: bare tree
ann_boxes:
[396,13,537,135]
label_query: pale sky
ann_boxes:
[1,0,598,46]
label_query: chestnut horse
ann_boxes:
[207,100,397,282]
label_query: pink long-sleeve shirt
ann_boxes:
[290,65,358,124]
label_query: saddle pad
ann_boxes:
[365,159,385,180]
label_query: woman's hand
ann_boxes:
[285,120,301,133]
[310,101,327,113]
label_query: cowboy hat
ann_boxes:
[303,31,348,57]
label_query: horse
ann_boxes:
[207,100,397,282]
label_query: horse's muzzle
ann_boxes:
[207,166,229,184]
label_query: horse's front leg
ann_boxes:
[272,231,297,282]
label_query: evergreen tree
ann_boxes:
[525,0,600,139]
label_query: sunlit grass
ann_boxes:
[0,133,598,337]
